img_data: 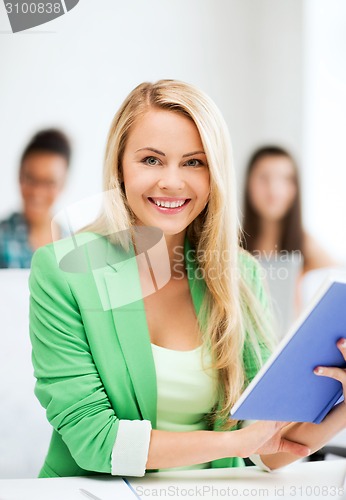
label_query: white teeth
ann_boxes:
[152,199,186,208]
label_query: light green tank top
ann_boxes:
[151,342,218,472]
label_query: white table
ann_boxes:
[1,460,346,500]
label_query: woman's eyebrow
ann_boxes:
[135,147,165,156]
[182,150,206,157]
[135,147,206,157]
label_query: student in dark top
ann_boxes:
[0,129,71,268]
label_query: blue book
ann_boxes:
[230,274,346,423]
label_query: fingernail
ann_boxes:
[314,367,324,374]
[341,339,346,348]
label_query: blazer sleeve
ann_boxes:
[29,244,151,476]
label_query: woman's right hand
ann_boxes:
[235,420,311,458]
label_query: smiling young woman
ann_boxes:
[28,79,346,479]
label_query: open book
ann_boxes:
[230,272,346,423]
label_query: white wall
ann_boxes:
[302,0,346,262]
[223,0,304,202]
[0,0,304,224]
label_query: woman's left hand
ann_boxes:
[314,338,346,408]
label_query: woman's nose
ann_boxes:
[157,167,185,190]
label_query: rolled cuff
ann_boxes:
[248,453,272,472]
[111,419,152,477]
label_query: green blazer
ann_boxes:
[28,231,271,478]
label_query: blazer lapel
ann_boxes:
[103,233,207,428]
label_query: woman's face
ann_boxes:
[247,155,297,221]
[121,108,210,236]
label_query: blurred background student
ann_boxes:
[240,146,340,337]
[0,129,71,269]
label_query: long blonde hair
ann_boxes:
[83,79,276,430]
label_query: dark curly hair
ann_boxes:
[20,128,71,170]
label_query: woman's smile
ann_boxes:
[147,196,191,214]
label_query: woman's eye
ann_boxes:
[185,159,204,167]
[143,156,160,166]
